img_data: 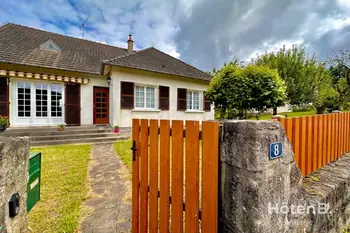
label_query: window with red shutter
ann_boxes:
[121,81,134,109]
[159,86,169,110]
[177,88,187,111]
[203,92,211,111]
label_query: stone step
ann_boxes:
[6,125,112,132]
[30,135,130,147]
[29,132,125,142]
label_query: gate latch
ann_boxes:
[131,140,137,161]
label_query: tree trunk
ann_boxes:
[273,107,277,115]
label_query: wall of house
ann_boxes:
[110,67,214,127]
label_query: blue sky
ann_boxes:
[1,0,350,72]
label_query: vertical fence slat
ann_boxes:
[332,114,336,162]
[312,115,318,172]
[346,113,349,153]
[317,115,323,169]
[340,113,343,157]
[132,119,140,233]
[336,113,339,160]
[306,116,313,175]
[202,121,219,233]
[140,119,149,233]
[285,118,293,144]
[342,113,345,155]
[330,114,335,162]
[159,120,171,233]
[185,121,200,233]
[149,120,159,233]
[321,115,327,167]
[171,120,184,233]
[325,115,330,165]
[345,113,348,153]
[300,117,307,176]
[292,117,300,167]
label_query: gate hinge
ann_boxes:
[131,140,137,161]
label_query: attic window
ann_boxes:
[40,39,61,52]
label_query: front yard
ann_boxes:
[28,145,91,233]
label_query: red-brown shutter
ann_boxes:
[203,92,211,112]
[159,86,170,110]
[0,77,9,118]
[121,81,134,109]
[177,88,187,111]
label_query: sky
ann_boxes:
[1,0,350,72]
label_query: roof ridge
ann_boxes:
[7,23,128,51]
[103,47,153,63]
[150,47,211,78]
[0,22,10,33]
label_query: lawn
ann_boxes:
[28,145,92,233]
[114,140,133,179]
[249,110,317,120]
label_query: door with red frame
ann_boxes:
[93,87,109,125]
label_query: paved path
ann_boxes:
[80,143,131,233]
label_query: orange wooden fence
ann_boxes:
[132,119,219,233]
[279,112,350,176]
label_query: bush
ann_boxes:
[292,104,314,112]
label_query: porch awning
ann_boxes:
[0,70,89,84]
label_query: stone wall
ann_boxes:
[219,120,350,233]
[0,136,30,233]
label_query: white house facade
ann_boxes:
[0,23,214,128]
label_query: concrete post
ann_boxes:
[0,136,30,233]
[219,120,305,233]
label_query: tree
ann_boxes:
[205,64,287,119]
[252,45,313,106]
[252,45,336,114]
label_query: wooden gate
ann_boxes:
[132,119,219,233]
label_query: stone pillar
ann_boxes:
[219,120,305,233]
[0,136,30,233]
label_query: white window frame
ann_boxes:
[134,85,157,110]
[187,90,201,111]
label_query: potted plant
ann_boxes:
[0,115,8,132]
[57,123,66,131]
[113,125,120,133]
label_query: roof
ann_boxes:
[0,23,128,74]
[104,47,212,81]
[0,23,211,81]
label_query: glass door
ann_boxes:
[14,80,64,126]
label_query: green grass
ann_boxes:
[114,140,133,179]
[28,145,92,233]
[249,110,317,120]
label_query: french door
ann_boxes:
[14,80,64,126]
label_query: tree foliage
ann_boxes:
[205,64,287,119]
[252,45,336,113]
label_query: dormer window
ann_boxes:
[40,39,61,52]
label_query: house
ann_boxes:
[0,23,214,128]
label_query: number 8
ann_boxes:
[274,144,279,156]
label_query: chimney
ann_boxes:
[127,35,133,53]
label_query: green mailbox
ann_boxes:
[27,152,41,212]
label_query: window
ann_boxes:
[135,86,156,109]
[35,84,48,117]
[187,91,200,110]
[18,82,31,117]
[51,84,63,117]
